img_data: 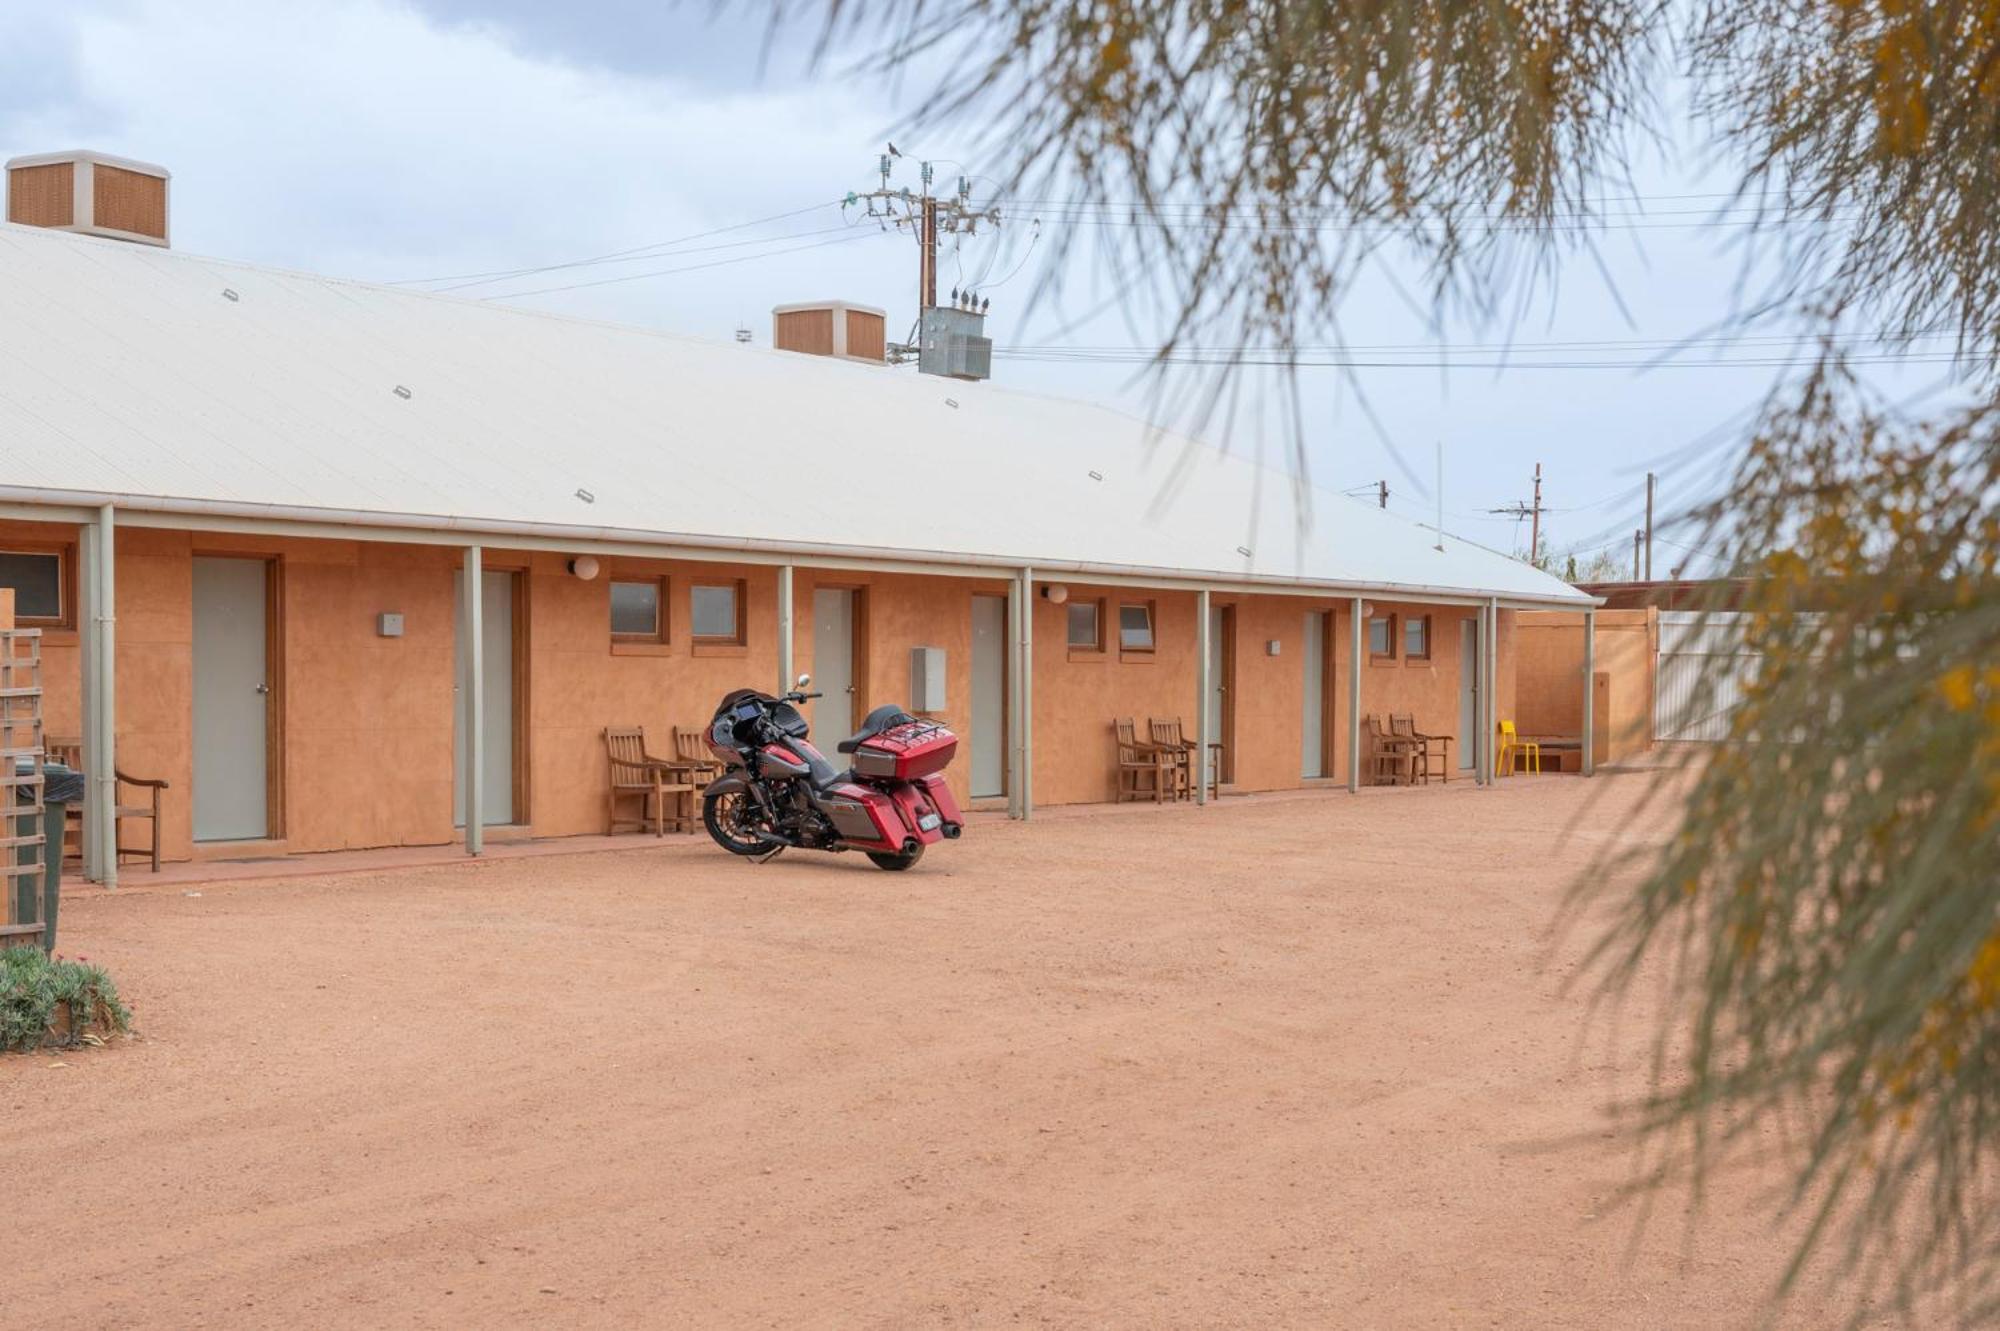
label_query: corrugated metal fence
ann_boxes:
[1654,611,1760,742]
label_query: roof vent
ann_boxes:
[5,151,170,247]
[772,301,887,363]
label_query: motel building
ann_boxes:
[0,151,1599,882]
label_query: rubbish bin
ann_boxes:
[12,759,80,954]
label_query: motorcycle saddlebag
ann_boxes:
[850,720,958,781]
[821,781,902,850]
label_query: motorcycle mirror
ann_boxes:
[795,672,812,688]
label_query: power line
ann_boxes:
[1009,208,1864,238]
[479,228,883,302]
[388,201,841,289]
[434,222,858,293]
[992,349,1968,370]
[1002,330,1958,355]
[1000,189,1825,217]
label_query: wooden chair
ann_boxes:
[1390,714,1451,786]
[1496,720,1541,777]
[604,727,695,835]
[1365,715,1418,786]
[1144,718,1193,800]
[671,726,724,798]
[47,735,167,871]
[1113,719,1173,804]
[1151,717,1221,799]
[47,737,82,862]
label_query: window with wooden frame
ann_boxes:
[1117,601,1156,655]
[0,545,72,629]
[1368,613,1397,661]
[1403,614,1432,662]
[609,576,667,643]
[691,579,745,645]
[1066,598,1104,652]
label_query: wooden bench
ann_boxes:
[1522,736,1583,773]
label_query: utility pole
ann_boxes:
[1644,471,1656,581]
[1434,441,1445,552]
[1377,480,1388,510]
[1488,464,1546,565]
[1530,462,1543,564]
[847,150,1000,336]
[1633,529,1643,581]
[921,162,940,315]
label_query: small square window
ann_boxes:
[1118,603,1155,651]
[609,578,663,640]
[1067,600,1101,650]
[1404,615,1431,661]
[1368,615,1396,659]
[692,582,743,643]
[0,549,66,626]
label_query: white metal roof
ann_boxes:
[0,222,1589,606]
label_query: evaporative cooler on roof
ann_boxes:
[5,151,171,248]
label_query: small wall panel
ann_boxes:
[846,310,887,362]
[6,163,74,228]
[774,309,835,356]
[93,165,167,240]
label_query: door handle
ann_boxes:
[845,685,856,693]
[255,684,271,694]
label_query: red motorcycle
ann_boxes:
[700,675,964,870]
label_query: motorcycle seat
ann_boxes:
[836,703,917,754]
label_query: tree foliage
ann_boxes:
[787,0,2000,1317]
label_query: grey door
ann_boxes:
[1205,605,1232,787]
[971,594,1007,798]
[1459,618,1479,771]
[192,557,270,842]
[813,587,855,740]
[1301,611,1327,778]
[454,569,516,827]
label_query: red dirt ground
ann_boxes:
[5,775,1870,1326]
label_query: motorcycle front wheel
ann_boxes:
[704,789,777,856]
[866,844,924,872]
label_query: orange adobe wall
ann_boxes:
[524,551,782,838]
[1027,585,1202,805]
[1515,608,1656,762]
[3,519,790,859]
[1026,590,1516,803]
[0,512,1536,863]
[791,569,1012,812]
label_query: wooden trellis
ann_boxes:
[1,625,46,950]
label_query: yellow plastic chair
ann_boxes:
[1496,720,1540,777]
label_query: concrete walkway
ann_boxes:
[68,773,1579,892]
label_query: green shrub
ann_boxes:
[0,947,131,1052]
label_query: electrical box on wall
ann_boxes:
[910,646,947,712]
[377,612,404,638]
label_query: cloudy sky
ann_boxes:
[0,0,1947,574]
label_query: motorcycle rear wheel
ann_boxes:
[704,790,777,856]
[866,844,924,872]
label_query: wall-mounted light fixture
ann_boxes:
[567,555,600,581]
[1039,583,1069,604]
